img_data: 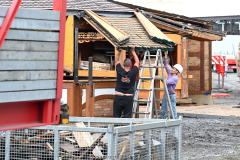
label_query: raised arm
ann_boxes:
[163,51,172,75]
[130,47,139,68]
[115,48,122,65]
[166,76,178,84]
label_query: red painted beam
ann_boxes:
[51,0,67,125]
[0,0,22,49]
[212,94,230,97]
[53,0,66,99]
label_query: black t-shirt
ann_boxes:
[115,63,138,94]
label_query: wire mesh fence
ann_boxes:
[1,117,182,160]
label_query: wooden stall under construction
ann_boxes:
[62,1,224,117]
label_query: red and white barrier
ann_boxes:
[212,55,226,88]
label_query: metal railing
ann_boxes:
[1,117,182,160]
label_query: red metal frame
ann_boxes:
[0,0,22,49]
[212,94,230,97]
[0,0,66,131]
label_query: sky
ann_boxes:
[116,0,240,17]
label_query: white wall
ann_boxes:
[61,88,115,104]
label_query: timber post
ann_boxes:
[86,57,95,117]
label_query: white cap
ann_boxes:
[173,64,183,74]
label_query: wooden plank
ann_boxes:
[1,40,59,52]
[60,142,80,153]
[0,80,56,92]
[0,71,57,81]
[0,90,56,103]
[181,37,188,98]
[79,133,105,159]
[0,61,58,70]
[188,52,200,58]
[5,30,59,42]
[68,82,83,117]
[0,51,58,61]
[189,90,209,95]
[177,44,181,64]
[86,84,95,117]
[200,41,205,90]
[75,122,103,157]
[176,98,192,104]
[73,83,82,117]
[154,80,160,111]
[63,83,73,89]
[82,82,116,89]
[78,70,116,78]
[190,30,222,41]
[209,41,212,92]
[0,18,60,30]
[0,7,60,21]
[189,66,200,70]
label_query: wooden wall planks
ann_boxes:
[0,61,58,70]
[5,30,59,42]
[0,18,60,30]
[0,7,61,103]
[0,90,56,103]
[0,71,57,81]
[1,40,59,51]
[0,80,57,92]
[0,51,58,61]
[0,7,60,21]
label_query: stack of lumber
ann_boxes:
[80,61,110,71]
[0,123,108,159]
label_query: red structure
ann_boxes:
[0,0,66,131]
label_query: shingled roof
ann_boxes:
[84,10,174,51]
[0,0,133,12]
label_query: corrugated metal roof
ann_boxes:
[107,0,215,26]
[145,13,225,37]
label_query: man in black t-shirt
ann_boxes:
[113,47,139,118]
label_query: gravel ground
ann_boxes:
[182,70,240,159]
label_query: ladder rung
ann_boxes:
[140,77,153,80]
[155,110,168,113]
[140,65,165,68]
[136,88,152,91]
[155,77,164,80]
[134,100,151,103]
[156,98,165,101]
[132,112,150,114]
[139,77,164,80]
[145,55,161,57]
[154,88,164,91]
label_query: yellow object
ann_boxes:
[62,119,69,124]
[64,15,74,73]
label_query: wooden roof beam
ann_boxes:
[188,30,223,41]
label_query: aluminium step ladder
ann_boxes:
[132,49,175,119]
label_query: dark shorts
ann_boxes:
[113,95,133,118]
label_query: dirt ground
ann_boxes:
[182,70,240,159]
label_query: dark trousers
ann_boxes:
[113,95,133,118]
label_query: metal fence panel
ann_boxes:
[0,118,182,160]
